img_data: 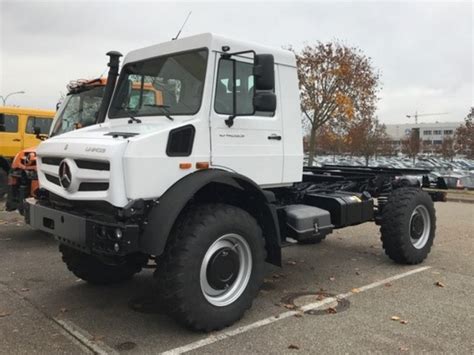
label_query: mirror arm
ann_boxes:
[225,59,238,128]
[225,115,236,128]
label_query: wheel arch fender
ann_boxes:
[141,169,282,266]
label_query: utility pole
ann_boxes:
[0,91,25,106]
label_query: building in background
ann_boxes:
[385,121,463,153]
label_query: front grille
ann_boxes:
[45,174,60,186]
[78,182,109,191]
[42,157,62,166]
[41,156,110,171]
[75,159,110,171]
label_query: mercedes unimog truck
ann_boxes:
[24,33,442,331]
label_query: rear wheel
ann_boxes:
[380,188,436,264]
[155,204,265,331]
[59,245,145,285]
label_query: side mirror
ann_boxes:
[34,126,48,141]
[254,92,276,112]
[253,54,275,91]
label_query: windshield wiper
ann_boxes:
[144,104,174,121]
[128,115,142,124]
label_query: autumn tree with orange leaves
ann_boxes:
[293,41,380,166]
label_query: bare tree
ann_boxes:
[455,107,474,158]
[401,128,421,164]
[347,118,388,166]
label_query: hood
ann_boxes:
[45,118,178,141]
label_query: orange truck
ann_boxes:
[5,77,162,213]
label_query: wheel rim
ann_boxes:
[200,233,252,307]
[409,205,431,249]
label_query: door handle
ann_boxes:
[268,134,282,141]
[12,139,21,142]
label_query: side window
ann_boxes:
[214,58,274,117]
[0,114,19,132]
[26,116,52,134]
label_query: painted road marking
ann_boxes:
[54,318,119,355]
[161,266,431,355]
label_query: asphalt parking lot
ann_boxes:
[0,200,473,354]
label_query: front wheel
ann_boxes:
[155,204,265,331]
[380,188,436,264]
[60,245,145,285]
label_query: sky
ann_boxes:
[0,0,472,124]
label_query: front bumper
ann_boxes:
[24,198,141,256]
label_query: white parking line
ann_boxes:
[54,318,119,355]
[161,266,431,355]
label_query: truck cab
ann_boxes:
[34,34,302,207]
[25,33,438,332]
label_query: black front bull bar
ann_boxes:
[24,198,140,256]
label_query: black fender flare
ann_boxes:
[140,169,282,265]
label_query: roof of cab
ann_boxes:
[0,106,55,117]
[124,32,296,67]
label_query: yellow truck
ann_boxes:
[0,106,55,196]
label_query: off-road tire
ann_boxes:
[59,245,144,285]
[297,235,326,244]
[380,188,436,264]
[154,203,266,331]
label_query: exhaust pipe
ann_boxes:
[96,50,122,124]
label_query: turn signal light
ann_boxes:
[196,162,209,169]
[179,163,192,169]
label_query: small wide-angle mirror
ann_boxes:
[254,91,276,112]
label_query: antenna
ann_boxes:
[172,11,192,41]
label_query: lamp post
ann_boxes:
[0,91,25,106]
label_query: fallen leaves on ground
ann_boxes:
[91,335,105,342]
[286,260,297,266]
[384,282,392,287]
[288,344,300,350]
[283,303,296,310]
[329,276,335,281]
[0,311,11,318]
[400,320,409,325]
[316,294,326,301]
[59,307,68,313]
[294,312,303,318]
[326,307,337,314]
[20,288,29,292]
[391,316,401,321]
[435,281,445,288]
[351,288,360,293]
[399,346,409,352]
[272,273,285,279]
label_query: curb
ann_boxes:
[446,197,474,204]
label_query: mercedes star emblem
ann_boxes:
[59,160,72,189]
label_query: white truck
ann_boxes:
[25,33,440,331]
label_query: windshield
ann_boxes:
[109,48,208,119]
[50,86,105,137]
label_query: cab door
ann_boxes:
[209,54,283,186]
[0,113,21,158]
